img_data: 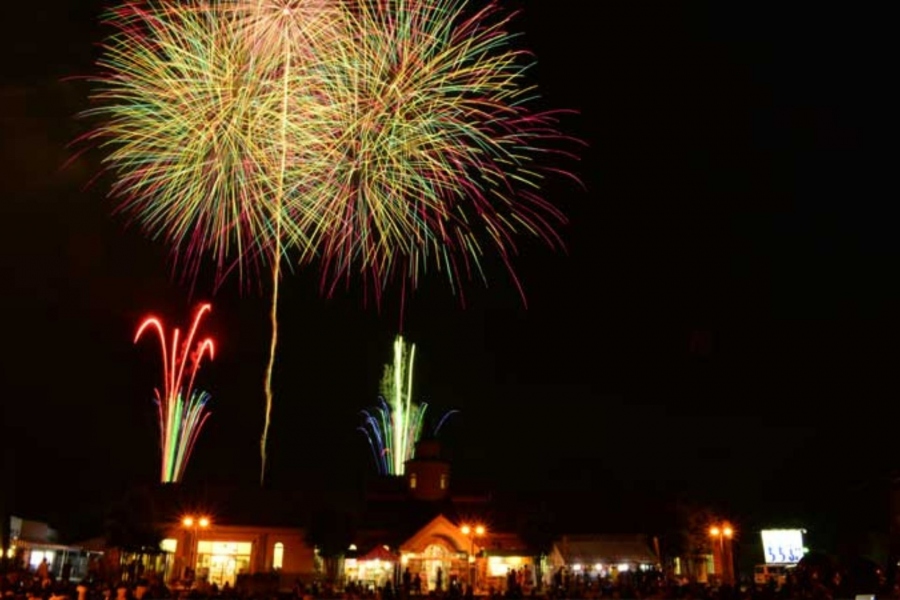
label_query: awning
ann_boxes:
[360,545,397,562]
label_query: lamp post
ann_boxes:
[181,515,211,581]
[708,522,734,586]
[461,524,485,594]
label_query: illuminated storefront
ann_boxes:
[163,521,315,590]
[344,545,397,590]
[346,514,534,594]
[485,554,537,592]
[394,516,479,592]
[5,516,98,581]
[195,541,252,587]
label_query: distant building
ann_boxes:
[547,534,661,586]
[6,515,99,580]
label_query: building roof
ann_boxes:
[553,534,659,564]
[358,545,398,562]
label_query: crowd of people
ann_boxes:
[4,558,900,600]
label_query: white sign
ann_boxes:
[761,529,805,564]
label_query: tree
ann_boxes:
[304,506,358,584]
[517,499,557,590]
[104,485,165,556]
[658,499,720,582]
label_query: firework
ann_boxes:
[306,0,583,305]
[83,0,349,484]
[82,2,289,282]
[134,303,216,483]
[84,0,581,485]
[359,335,458,475]
[222,0,350,486]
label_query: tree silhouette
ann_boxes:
[304,506,358,584]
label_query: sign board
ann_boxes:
[760,529,805,564]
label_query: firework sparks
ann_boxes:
[83,0,581,485]
[359,335,458,475]
[83,0,349,484]
[306,0,584,305]
[224,0,351,486]
[134,303,216,483]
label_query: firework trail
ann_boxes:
[359,335,458,475]
[134,303,216,483]
[223,0,349,485]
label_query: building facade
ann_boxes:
[163,521,315,590]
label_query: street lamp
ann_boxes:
[182,515,211,581]
[709,522,734,586]
[460,524,485,593]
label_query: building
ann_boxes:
[344,439,538,594]
[97,483,323,591]
[6,516,99,580]
[546,534,661,587]
[164,519,314,590]
[347,514,536,594]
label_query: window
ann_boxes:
[273,542,284,570]
[440,474,447,490]
[410,473,418,489]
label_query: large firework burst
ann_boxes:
[307,0,583,304]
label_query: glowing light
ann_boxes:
[359,335,457,475]
[305,0,584,306]
[135,303,215,483]
[83,0,349,485]
[461,524,485,538]
[84,0,582,486]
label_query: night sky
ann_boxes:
[1,2,897,542]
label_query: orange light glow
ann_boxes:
[183,515,211,529]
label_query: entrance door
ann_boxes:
[196,541,252,588]
[422,544,452,591]
[208,555,237,587]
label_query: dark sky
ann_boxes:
[1,2,897,541]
